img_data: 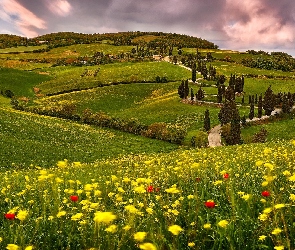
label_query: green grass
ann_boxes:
[36,62,191,95]
[0,45,47,53]
[0,67,52,97]
[0,107,179,168]
[241,115,295,143]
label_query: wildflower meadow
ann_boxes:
[1,140,295,249]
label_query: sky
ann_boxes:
[1,0,295,56]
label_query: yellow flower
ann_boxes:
[71,213,83,221]
[6,244,19,250]
[289,175,295,181]
[134,186,146,193]
[258,213,268,221]
[57,211,66,218]
[146,208,153,214]
[105,224,117,233]
[16,210,28,221]
[258,235,267,241]
[274,246,284,250]
[139,243,157,250]
[0,237,2,242]
[125,205,139,214]
[203,223,211,229]
[241,194,250,201]
[25,246,34,250]
[168,225,183,235]
[271,228,282,235]
[94,211,116,224]
[213,180,223,186]
[283,170,291,176]
[263,207,272,214]
[274,204,285,209]
[261,181,269,187]
[134,232,147,242]
[255,160,264,167]
[291,139,295,146]
[188,242,195,247]
[187,195,194,200]
[218,220,229,228]
[165,186,180,194]
[57,160,67,168]
[123,225,131,231]
[264,163,274,170]
[290,194,295,201]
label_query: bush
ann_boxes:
[251,128,268,143]
[191,131,208,148]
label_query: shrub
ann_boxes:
[191,131,208,148]
[251,128,268,143]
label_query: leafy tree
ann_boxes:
[204,109,211,131]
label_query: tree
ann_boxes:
[190,88,194,101]
[263,85,276,116]
[177,80,185,99]
[196,87,205,100]
[184,79,189,99]
[229,105,241,145]
[224,85,235,101]
[218,100,236,125]
[249,99,254,120]
[257,94,263,118]
[191,62,197,83]
[204,109,210,131]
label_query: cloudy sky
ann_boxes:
[1,0,295,55]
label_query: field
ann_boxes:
[0,32,295,249]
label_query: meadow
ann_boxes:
[0,32,295,249]
[0,140,295,249]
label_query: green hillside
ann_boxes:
[0,31,294,249]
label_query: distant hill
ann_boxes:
[0,31,218,50]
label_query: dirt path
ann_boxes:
[208,125,222,147]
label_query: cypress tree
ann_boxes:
[257,94,263,118]
[263,85,276,116]
[204,109,211,132]
[217,85,223,103]
[192,62,197,83]
[190,88,194,101]
[249,100,255,120]
[184,79,189,99]
[196,87,205,100]
[178,80,185,99]
[218,100,236,125]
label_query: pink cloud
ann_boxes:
[223,0,295,49]
[46,0,72,16]
[1,0,46,37]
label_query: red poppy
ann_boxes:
[223,173,229,179]
[147,186,154,193]
[204,201,216,208]
[70,195,79,202]
[4,213,16,220]
[261,191,270,197]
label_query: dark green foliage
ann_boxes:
[241,115,247,127]
[228,105,241,145]
[204,109,210,132]
[190,88,194,101]
[2,89,14,98]
[251,128,268,143]
[217,84,225,103]
[249,101,255,120]
[263,85,276,116]
[191,62,197,83]
[216,75,226,86]
[224,85,235,101]
[178,80,185,99]
[196,87,205,101]
[218,100,236,125]
[191,131,208,148]
[257,94,263,118]
[184,79,189,99]
[282,94,294,113]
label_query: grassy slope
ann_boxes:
[36,62,191,95]
[0,107,179,168]
[0,67,52,97]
